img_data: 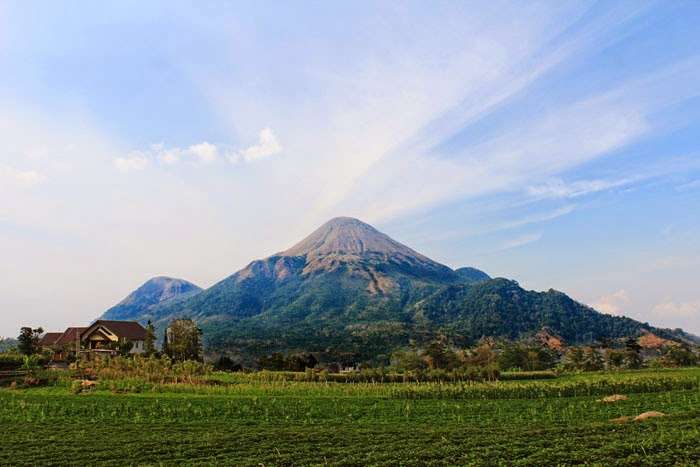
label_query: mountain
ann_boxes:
[101,217,690,363]
[101,277,203,321]
[455,267,491,283]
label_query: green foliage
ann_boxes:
[0,353,24,371]
[258,352,317,371]
[624,337,643,369]
[164,319,202,362]
[145,320,156,355]
[17,327,43,356]
[498,345,559,371]
[21,355,42,372]
[390,348,427,371]
[108,338,134,357]
[664,344,697,367]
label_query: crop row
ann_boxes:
[2,413,700,466]
[42,371,700,400]
[1,388,698,426]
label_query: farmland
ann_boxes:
[1,368,699,466]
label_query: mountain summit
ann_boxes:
[100,217,691,363]
[277,217,458,285]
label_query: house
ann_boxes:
[39,321,151,358]
[80,320,150,355]
[39,327,87,359]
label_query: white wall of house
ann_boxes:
[130,340,146,354]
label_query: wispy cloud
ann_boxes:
[234,127,283,163]
[493,206,576,232]
[494,232,543,252]
[590,290,630,316]
[527,178,636,199]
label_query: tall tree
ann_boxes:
[164,319,202,361]
[145,320,156,355]
[624,337,643,369]
[162,328,169,357]
[17,326,43,356]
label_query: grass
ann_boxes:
[1,368,699,466]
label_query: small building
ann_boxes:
[80,320,150,355]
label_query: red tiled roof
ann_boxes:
[55,327,87,346]
[38,332,63,346]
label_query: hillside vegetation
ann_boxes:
[98,217,693,362]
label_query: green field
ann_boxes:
[1,368,699,466]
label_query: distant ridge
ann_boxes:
[101,277,202,321]
[99,217,692,362]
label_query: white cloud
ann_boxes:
[113,156,148,172]
[527,178,635,199]
[240,127,282,162]
[188,142,218,163]
[495,232,542,252]
[590,290,630,316]
[158,149,179,165]
[119,129,280,170]
[652,300,700,319]
[0,165,47,187]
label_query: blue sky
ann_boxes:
[1,1,699,337]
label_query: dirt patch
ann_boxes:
[597,394,627,403]
[632,411,666,421]
[613,411,666,423]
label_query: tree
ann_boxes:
[109,337,134,357]
[215,356,235,371]
[145,320,156,355]
[499,345,558,372]
[583,346,604,371]
[664,344,696,367]
[18,326,43,356]
[624,337,643,369]
[605,349,625,369]
[498,345,527,371]
[562,346,585,371]
[162,327,169,357]
[164,319,202,362]
[390,348,427,371]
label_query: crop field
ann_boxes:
[1,368,699,466]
